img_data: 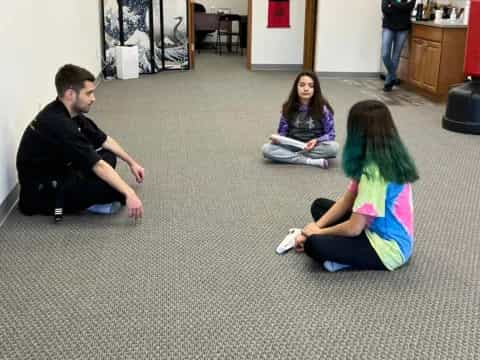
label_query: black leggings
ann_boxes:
[303,198,387,270]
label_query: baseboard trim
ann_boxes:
[316,72,381,79]
[95,71,105,87]
[0,184,19,228]
[251,64,303,72]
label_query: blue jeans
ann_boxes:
[381,28,409,85]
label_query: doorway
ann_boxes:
[188,1,250,70]
[188,0,317,71]
[303,0,318,71]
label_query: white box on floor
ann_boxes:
[115,45,139,80]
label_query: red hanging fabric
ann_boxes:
[464,0,480,77]
[268,0,290,28]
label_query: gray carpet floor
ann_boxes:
[1,53,479,359]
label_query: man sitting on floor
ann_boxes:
[16,64,144,221]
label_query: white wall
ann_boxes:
[315,0,383,73]
[196,0,248,15]
[0,1,102,205]
[252,0,305,66]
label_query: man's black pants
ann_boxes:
[19,149,125,216]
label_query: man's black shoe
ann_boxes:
[380,74,401,86]
[383,82,394,92]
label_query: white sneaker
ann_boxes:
[276,228,302,255]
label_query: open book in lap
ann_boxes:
[269,134,306,150]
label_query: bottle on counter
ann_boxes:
[450,8,457,22]
[416,0,424,21]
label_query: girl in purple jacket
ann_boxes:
[262,71,339,169]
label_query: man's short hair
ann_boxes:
[55,64,95,97]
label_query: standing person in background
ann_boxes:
[381,0,416,92]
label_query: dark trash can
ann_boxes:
[442,80,480,135]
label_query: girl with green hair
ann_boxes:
[294,100,419,272]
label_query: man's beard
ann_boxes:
[73,101,91,114]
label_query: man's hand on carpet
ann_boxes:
[130,162,145,183]
[126,192,144,220]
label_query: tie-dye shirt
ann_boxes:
[347,164,414,270]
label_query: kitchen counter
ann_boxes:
[412,19,467,28]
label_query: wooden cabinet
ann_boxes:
[408,38,426,87]
[422,41,442,92]
[408,38,442,92]
[400,23,467,101]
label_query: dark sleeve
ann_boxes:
[382,0,394,15]
[391,0,415,12]
[47,116,102,172]
[77,115,108,149]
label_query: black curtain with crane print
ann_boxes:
[101,0,189,77]
[156,1,189,70]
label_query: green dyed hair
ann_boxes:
[342,100,419,183]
